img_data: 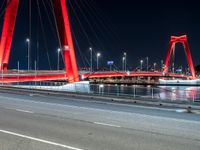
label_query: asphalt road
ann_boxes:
[0,92,199,150]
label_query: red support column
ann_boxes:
[164,35,196,79]
[0,0,19,71]
[183,41,196,78]
[54,0,79,83]
[163,41,174,75]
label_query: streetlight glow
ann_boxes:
[97,53,101,57]
[26,38,30,43]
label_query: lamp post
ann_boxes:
[26,38,30,70]
[122,57,125,71]
[97,53,101,70]
[17,61,19,85]
[34,60,37,85]
[57,48,61,70]
[146,57,149,71]
[89,47,93,72]
[124,52,127,71]
[153,62,157,71]
[140,60,143,71]
[172,62,175,73]
[161,59,163,71]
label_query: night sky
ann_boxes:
[0,0,200,71]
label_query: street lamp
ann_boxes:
[123,52,127,71]
[97,53,101,70]
[140,60,143,71]
[153,63,157,71]
[161,59,163,71]
[172,62,175,73]
[122,57,125,71]
[89,47,93,72]
[57,48,61,70]
[146,57,149,71]
[26,38,30,70]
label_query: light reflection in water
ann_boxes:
[158,86,199,101]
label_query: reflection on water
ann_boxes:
[91,84,200,101]
[158,86,199,101]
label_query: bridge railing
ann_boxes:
[8,81,200,103]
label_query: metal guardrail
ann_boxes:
[6,81,200,103]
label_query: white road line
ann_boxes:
[0,129,84,150]
[176,109,188,113]
[4,107,34,114]
[15,109,34,114]
[94,122,121,128]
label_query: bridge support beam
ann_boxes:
[164,35,196,79]
[0,0,19,71]
[54,0,79,83]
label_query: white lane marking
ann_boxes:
[94,122,121,128]
[15,109,34,114]
[176,109,188,113]
[0,129,84,150]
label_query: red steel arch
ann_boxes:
[0,0,19,71]
[0,0,79,83]
[163,35,196,79]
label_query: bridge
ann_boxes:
[0,0,197,84]
[82,71,192,79]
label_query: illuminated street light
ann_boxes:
[123,52,127,71]
[57,48,61,70]
[154,62,157,71]
[140,60,143,71]
[146,57,149,71]
[161,60,164,71]
[26,38,30,42]
[122,56,125,71]
[89,47,93,72]
[97,53,101,70]
[26,38,30,70]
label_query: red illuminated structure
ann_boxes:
[163,35,196,79]
[0,0,79,83]
[0,1,196,83]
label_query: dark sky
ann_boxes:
[0,0,200,70]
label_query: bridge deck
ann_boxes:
[0,70,194,83]
[82,71,193,79]
[0,70,67,83]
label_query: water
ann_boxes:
[157,86,200,101]
[90,84,200,102]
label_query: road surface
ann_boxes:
[0,92,199,150]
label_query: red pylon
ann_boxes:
[0,0,79,83]
[164,35,196,79]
